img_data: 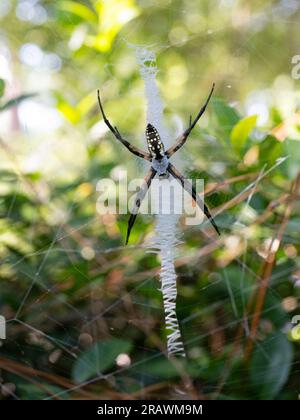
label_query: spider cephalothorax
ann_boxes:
[97,83,220,244]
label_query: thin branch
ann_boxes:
[244,171,300,358]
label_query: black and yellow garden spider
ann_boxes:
[97,84,220,244]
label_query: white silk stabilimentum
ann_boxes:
[135,47,186,357]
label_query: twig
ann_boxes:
[245,172,300,358]
[0,357,96,399]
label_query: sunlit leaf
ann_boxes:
[87,0,140,52]
[57,100,81,124]
[77,91,96,116]
[59,1,97,23]
[0,229,34,255]
[56,92,95,123]
[250,332,293,399]
[72,338,132,383]
[270,106,283,126]
[230,114,257,152]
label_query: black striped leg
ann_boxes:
[97,90,151,161]
[126,167,157,245]
[165,83,215,158]
[167,163,220,236]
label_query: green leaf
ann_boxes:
[86,0,140,52]
[263,292,289,329]
[230,115,257,152]
[72,339,132,383]
[57,101,81,124]
[0,169,18,182]
[259,135,283,166]
[17,383,64,400]
[0,93,36,112]
[0,78,5,98]
[129,355,182,381]
[59,1,97,23]
[250,332,293,399]
[283,138,300,180]
[212,97,240,136]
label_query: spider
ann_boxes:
[97,84,220,244]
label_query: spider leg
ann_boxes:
[166,83,215,158]
[126,167,157,244]
[97,90,151,161]
[167,163,220,236]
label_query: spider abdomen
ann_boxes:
[146,123,165,159]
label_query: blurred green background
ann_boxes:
[0,0,299,400]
